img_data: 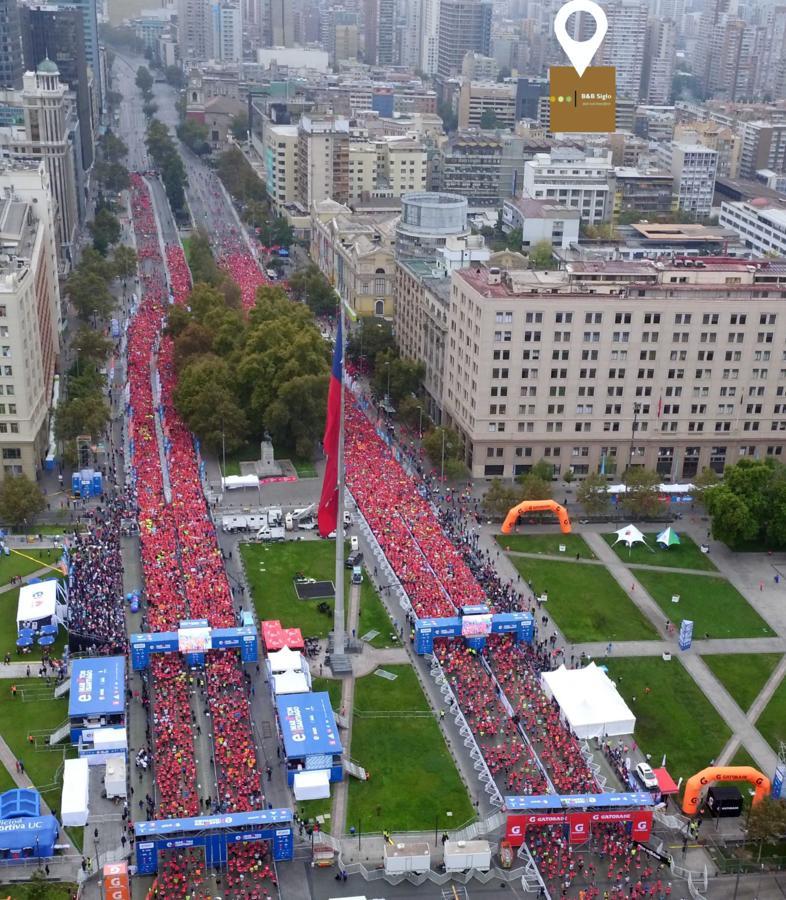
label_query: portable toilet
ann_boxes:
[91,472,103,497]
[71,473,81,496]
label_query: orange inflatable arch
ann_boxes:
[681,765,771,815]
[501,499,572,534]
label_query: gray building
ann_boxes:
[396,191,470,258]
[436,0,491,78]
[49,0,101,111]
[0,0,23,89]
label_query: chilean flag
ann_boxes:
[318,319,343,537]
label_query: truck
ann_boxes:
[221,515,248,534]
[256,506,285,541]
[383,841,431,875]
[286,504,316,531]
[442,840,491,873]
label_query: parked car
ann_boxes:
[346,550,363,568]
[635,761,658,790]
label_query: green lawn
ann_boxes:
[0,678,74,816]
[1,883,78,900]
[702,654,783,712]
[240,540,395,646]
[753,674,786,752]
[508,557,657,642]
[0,549,62,586]
[603,532,718,572]
[634,570,775,639]
[604,657,732,781]
[496,533,596,559]
[347,665,473,832]
[296,797,333,832]
[289,458,317,479]
[0,585,67,664]
[311,676,342,710]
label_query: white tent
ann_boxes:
[221,475,259,490]
[61,757,90,826]
[541,663,636,739]
[607,482,695,495]
[272,670,311,695]
[612,524,649,549]
[16,581,60,628]
[293,769,330,801]
[267,646,304,673]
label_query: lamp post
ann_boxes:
[627,402,641,471]
[385,360,392,407]
[417,405,423,439]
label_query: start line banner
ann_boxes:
[505,810,653,847]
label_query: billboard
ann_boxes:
[69,657,125,717]
[178,624,212,653]
[462,614,493,637]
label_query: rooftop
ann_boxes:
[631,223,740,242]
[507,196,580,219]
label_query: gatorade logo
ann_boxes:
[574,822,586,834]
[634,820,648,832]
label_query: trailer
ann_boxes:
[443,839,492,873]
[221,515,248,533]
[383,841,431,875]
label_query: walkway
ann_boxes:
[506,548,725,578]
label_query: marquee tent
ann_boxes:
[541,662,636,739]
[61,758,89,826]
[272,670,310,696]
[612,525,650,549]
[293,770,330,801]
[656,527,681,548]
[267,646,304,673]
[221,475,259,490]
[16,581,63,631]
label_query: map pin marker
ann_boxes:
[554,0,608,78]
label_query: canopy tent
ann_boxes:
[16,581,62,630]
[0,815,58,858]
[61,758,89,826]
[293,769,330,801]
[653,767,679,795]
[221,475,259,490]
[272,670,311,696]
[261,620,304,651]
[541,662,636,739]
[267,646,304,673]
[656,527,681,548]
[0,789,40,820]
[612,525,650,550]
[607,483,695,494]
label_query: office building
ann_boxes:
[501,197,579,250]
[270,0,295,46]
[0,0,23,89]
[436,0,492,78]
[719,199,786,257]
[322,8,359,65]
[364,0,394,64]
[178,0,211,59]
[20,5,94,171]
[461,51,497,80]
[642,18,675,106]
[418,0,440,75]
[212,1,242,62]
[437,259,786,479]
[613,168,674,220]
[661,143,718,219]
[457,80,516,130]
[49,0,100,110]
[673,122,741,179]
[522,149,614,226]
[0,161,61,479]
[296,114,350,207]
[739,122,786,179]
[757,7,786,102]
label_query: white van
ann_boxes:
[350,535,359,552]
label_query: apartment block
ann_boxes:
[719,199,786,257]
[0,162,61,479]
[661,143,718,219]
[457,79,516,130]
[436,0,492,78]
[612,168,675,220]
[739,122,786,179]
[522,149,614,226]
[501,197,579,250]
[673,122,741,179]
[438,260,786,479]
[296,114,350,207]
[641,18,676,105]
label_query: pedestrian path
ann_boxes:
[506,548,725,578]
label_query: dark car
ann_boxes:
[346,550,363,568]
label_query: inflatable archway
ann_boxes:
[682,766,771,815]
[501,499,572,534]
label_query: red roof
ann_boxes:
[653,767,679,794]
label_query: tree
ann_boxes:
[174,322,214,372]
[347,318,396,369]
[423,426,462,470]
[266,373,329,458]
[95,161,130,193]
[142,100,159,119]
[187,230,221,285]
[480,109,499,129]
[112,245,138,280]
[72,327,112,363]
[174,355,248,453]
[576,472,610,515]
[562,468,575,485]
[65,270,114,321]
[483,478,521,519]
[164,65,185,88]
[99,131,128,163]
[528,240,556,270]
[704,484,759,547]
[747,798,786,854]
[177,118,210,155]
[530,459,554,481]
[55,394,110,444]
[504,227,523,251]
[692,466,719,502]
[89,207,121,255]
[288,265,337,317]
[230,111,249,141]
[371,351,425,406]
[620,467,662,518]
[516,473,552,500]
[24,869,51,900]
[135,65,153,96]
[0,475,45,528]
[397,395,428,432]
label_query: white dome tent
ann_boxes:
[612,524,651,550]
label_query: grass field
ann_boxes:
[347,665,473,832]
[311,676,342,710]
[496,533,595,559]
[240,540,395,646]
[604,657,731,781]
[634,570,775,639]
[702,654,783,712]
[603,532,718,572]
[0,585,67,665]
[753,672,786,752]
[0,679,74,817]
[508,557,657,642]
[0,549,62,586]
[1,882,78,900]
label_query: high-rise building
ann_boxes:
[757,6,786,101]
[0,161,61,479]
[20,6,94,171]
[270,0,295,46]
[178,0,211,59]
[363,0,394,64]
[661,142,718,219]
[419,0,440,75]
[739,121,786,178]
[596,0,649,103]
[642,18,676,105]
[0,0,23,89]
[49,0,100,110]
[695,0,733,93]
[436,0,492,78]
[212,1,242,61]
[296,114,350,207]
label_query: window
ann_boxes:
[612,332,630,342]
[760,313,776,325]
[552,349,569,360]
[3,367,11,377]
[374,276,385,294]
[583,331,600,342]
[674,313,691,324]
[492,350,510,360]
[525,312,542,323]
[730,314,746,324]
[553,331,571,342]
[702,313,719,325]
[615,313,631,324]
[725,350,742,361]
[672,332,689,343]
[523,331,541,342]
[555,312,573,323]
[495,311,513,324]
[582,349,599,360]
[698,351,714,361]
[522,349,540,360]
[585,312,602,323]
[521,368,538,379]
[644,313,661,324]
[1,448,20,460]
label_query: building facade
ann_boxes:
[438,260,786,479]
[0,0,23,89]
[719,199,786,257]
[522,150,614,226]
[436,0,492,78]
[665,143,718,219]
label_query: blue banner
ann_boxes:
[505,792,655,811]
[276,692,342,757]
[679,619,694,651]
[135,808,292,837]
[773,765,785,800]
[69,657,125,717]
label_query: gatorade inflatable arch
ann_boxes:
[501,499,572,534]
[682,765,770,814]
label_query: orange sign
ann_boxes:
[103,861,130,900]
[549,66,616,132]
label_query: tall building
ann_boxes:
[436,0,492,78]
[270,0,295,46]
[419,0,440,75]
[178,0,211,59]
[363,0,394,64]
[695,0,733,93]
[212,1,242,61]
[0,0,23,89]
[739,121,786,178]
[0,161,61,479]
[20,6,94,171]
[663,142,718,219]
[522,149,614,226]
[49,0,100,110]
[757,6,786,101]
[596,0,649,103]
[296,114,350,207]
[642,18,676,105]
[432,260,786,479]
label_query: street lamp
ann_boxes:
[440,430,454,482]
[385,361,392,407]
[627,402,641,470]
[417,405,423,439]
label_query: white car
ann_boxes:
[635,762,658,790]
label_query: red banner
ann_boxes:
[590,810,636,823]
[505,813,566,845]
[631,810,653,842]
[569,812,592,845]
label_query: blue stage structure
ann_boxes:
[415,608,534,654]
[134,809,294,875]
[505,792,655,811]
[69,656,126,742]
[130,619,258,671]
[0,789,57,861]
[276,692,343,784]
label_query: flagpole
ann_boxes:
[332,295,347,669]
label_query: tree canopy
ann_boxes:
[0,475,45,528]
[704,458,786,549]
[620,467,662,519]
[288,264,338,317]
